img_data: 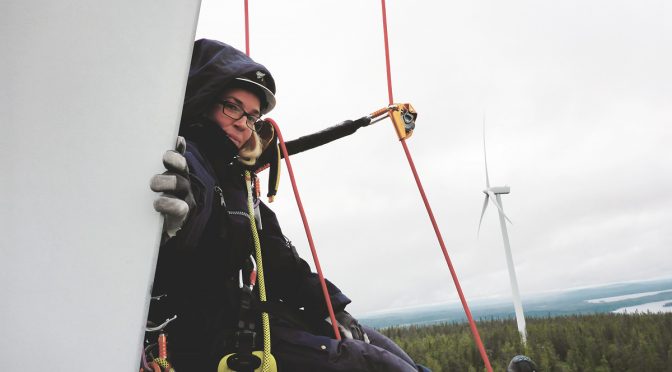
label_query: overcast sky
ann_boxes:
[194,0,671,316]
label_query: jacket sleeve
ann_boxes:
[165,143,217,251]
[257,202,351,319]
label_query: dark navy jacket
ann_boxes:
[150,137,350,362]
[150,38,350,368]
[148,39,428,372]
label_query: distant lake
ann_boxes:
[360,278,672,329]
[613,300,672,314]
[587,290,672,303]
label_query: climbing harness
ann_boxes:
[154,333,174,372]
[217,171,277,372]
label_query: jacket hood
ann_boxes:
[180,39,276,126]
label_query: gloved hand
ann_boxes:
[150,136,196,238]
[326,310,370,343]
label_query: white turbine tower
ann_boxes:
[478,119,528,344]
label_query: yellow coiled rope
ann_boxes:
[244,170,273,372]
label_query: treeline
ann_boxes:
[380,312,672,371]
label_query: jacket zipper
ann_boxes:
[214,186,225,207]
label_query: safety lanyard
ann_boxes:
[244,170,272,372]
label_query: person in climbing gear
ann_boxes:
[149,39,429,372]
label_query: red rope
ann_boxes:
[244,0,250,56]
[242,1,341,340]
[265,119,342,340]
[400,141,493,371]
[379,1,493,370]
[380,0,394,105]
[240,0,341,340]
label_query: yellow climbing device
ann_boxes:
[389,103,417,141]
[367,103,418,141]
[217,351,277,372]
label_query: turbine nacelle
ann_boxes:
[483,185,510,195]
[478,116,512,234]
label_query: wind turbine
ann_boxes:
[478,118,528,344]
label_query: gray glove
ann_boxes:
[326,310,370,343]
[150,136,196,237]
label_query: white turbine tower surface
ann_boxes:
[478,119,528,344]
[3,1,200,369]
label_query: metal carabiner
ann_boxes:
[238,255,258,290]
[145,315,178,332]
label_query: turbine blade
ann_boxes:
[488,191,513,224]
[477,195,489,236]
[483,114,490,188]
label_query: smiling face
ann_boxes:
[208,87,261,149]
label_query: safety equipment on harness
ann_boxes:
[142,296,177,372]
[253,120,281,202]
[218,260,269,372]
[252,104,415,203]
[140,332,175,372]
[281,116,373,157]
[151,136,196,238]
[218,171,277,372]
[254,116,373,203]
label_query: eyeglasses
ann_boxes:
[218,100,261,130]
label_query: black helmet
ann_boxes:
[507,355,538,372]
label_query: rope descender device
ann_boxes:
[367,103,418,141]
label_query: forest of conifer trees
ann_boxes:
[380,312,672,371]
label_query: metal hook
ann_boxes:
[145,315,178,332]
[239,255,257,290]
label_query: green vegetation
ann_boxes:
[380,312,672,371]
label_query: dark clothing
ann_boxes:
[272,326,419,372]
[181,39,276,126]
[149,39,425,371]
[150,137,351,368]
